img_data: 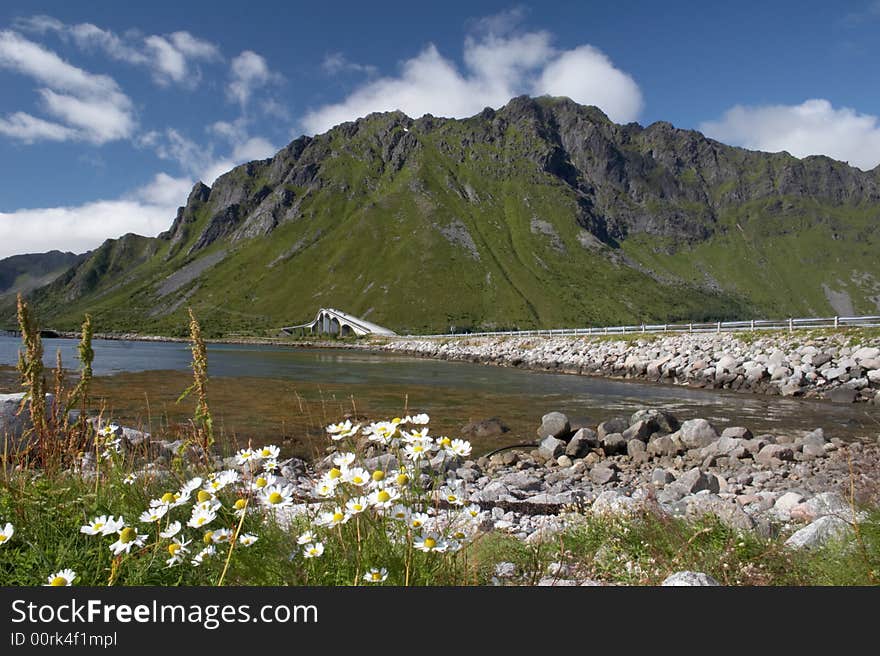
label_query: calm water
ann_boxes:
[0,335,875,457]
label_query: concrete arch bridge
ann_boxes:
[281,308,397,337]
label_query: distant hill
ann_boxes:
[6,95,880,336]
[0,250,85,302]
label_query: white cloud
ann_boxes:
[321,52,377,76]
[0,30,135,144]
[227,50,282,107]
[14,16,221,88]
[700,99,880,171]
[533,45,643,124]
[0,111,76,142]
[0,172,192,259]
[145,125,277,185]
[301,29,642,135]
[145,32,220,87]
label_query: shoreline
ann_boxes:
[5,328,880,405]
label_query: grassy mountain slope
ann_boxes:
[0,250,85,301]
[7,96,880,336]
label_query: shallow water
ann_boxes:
[0,335,875,457]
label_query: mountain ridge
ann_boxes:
[6,95,880,336]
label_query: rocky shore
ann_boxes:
[363,332,880,404]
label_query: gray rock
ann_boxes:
[801,428,827,446]
[677,467,721,494]
[622,420,653,442]
[684,494,758,533]
[678,418,719,449]
[537,412,571,440]
[785,516,851,550]
[556,455,573,468]
[720,426,753,441]
[565,428,599,458]
[597,417,629,439]
[0,392,56,455]
[661,571,721,586]
[801,444,827,459]
[589,464,618,485]
[647,434,684,458]
[651,468,675,487]
[627,439,647,458]
[853,346,880,361]
[630,408,679,433]
[601,432,627,455]
[775,492,806,512]
[538,435,565,459]
[498,472,543,492]
[755,444,795,466]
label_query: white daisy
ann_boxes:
[109,527,148,555]
[363,567,388,583]
[414,534,448,553]
[238,533,258,547]
[0,522,13,544]
[296,530,317,545]
[139,505,169,523]
[80,515,124,537]
[165,538,191,567]
[260,483,295,508]
[302,542,324,558]
[191,545,216,566]
[255,445,280,460]
[159,521,182,539]
[45,569,76,586]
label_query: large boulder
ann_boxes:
[785,516,851,550]
[630,408,680,433]
[538,435,566,460]
[565,428,599,458]
[1,392,56,455]
[537,412,571,440]
[678,418,719,449]
[597,417,629,439]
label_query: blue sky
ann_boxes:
[1,0,879,257]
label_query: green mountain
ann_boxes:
[6,95,880,336]
[0,250,85,302]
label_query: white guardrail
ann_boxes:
[404,315,880,339]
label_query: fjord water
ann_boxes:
[0,335,873,457]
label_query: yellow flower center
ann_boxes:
[424,538,436,549]
[439,437,451,447]
[255,477,268,488]
[93,523,103,531]
[233,499,247,510]
[333,512,344,522]
[447,495,457,502]
[329,468,342,479]
[396,474,409,486]
[412,520,422,527]
[372,470,385,481]
[371,572,382,581]
[168,543,181,556]
[161,492,176,504]
[203,531,214,544]
[352,476,364,484]
[197,491,212,503]
[196,517,207,526]
[0,535,8,543]
[119,527,136,544]
[268,492,283,505]
[377,490,391,503]
[392,417,402,424]
[50,576,67,586]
